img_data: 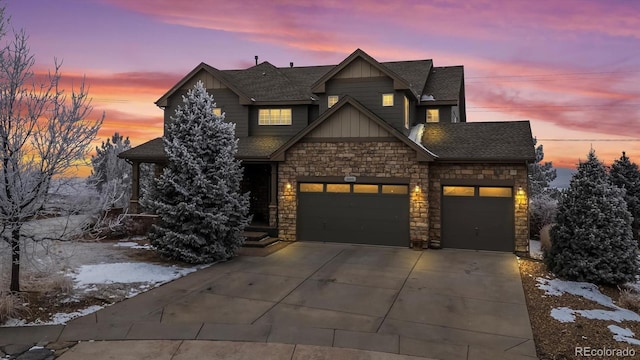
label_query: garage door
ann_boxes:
[297,183,409,246]
[441,186,514,252]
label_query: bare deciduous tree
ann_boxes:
[0,6,103,292]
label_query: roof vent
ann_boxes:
[254,55,258,66]
[420,94,435,102]
[290,62,294,68]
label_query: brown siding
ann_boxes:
[278,141,429,245]
[309,104,392,138]
[428,163,529,252]
[334,58,385,79]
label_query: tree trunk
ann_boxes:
[10,227,20,292]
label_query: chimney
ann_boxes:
[254,55,258,66]
[290,62,294,68]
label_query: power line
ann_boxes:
[538,139,640,142]
[466,70,640,79]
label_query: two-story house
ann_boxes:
[120,49,534,253]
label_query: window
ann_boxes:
[403,96,409,129]
[443,186,475,196]
[381,185,408,194]
[328,95,339,108]
[382,93,394,107]
[326,184,350,193]
[212,107,222,117]
[300,183,324,192]
[353,184,379,194]
[258,109,292,125]
[479,187,512,197]
[426,109,439,123]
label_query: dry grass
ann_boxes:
[0,291,28,324]
[22,271,74,295]
[618,287,640,313]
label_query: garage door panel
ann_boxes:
[298,185,409,247]
[442,187,514,252]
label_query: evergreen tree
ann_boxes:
[89,132,132,208]
[529,137,557,197]
[141,81,250,263]
[610,152,640,240]
[545,149,638,285]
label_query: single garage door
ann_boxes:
[441,186,514,252]
[297,183,409,246]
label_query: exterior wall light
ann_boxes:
[516,186,527,205]
[286,182,292,190]
[414,185,421,193]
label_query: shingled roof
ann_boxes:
[118,136,294,162]
[156,49,460,106]
[421,121,535,161]
[422,66,464,102]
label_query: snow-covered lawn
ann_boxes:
[537,277,640,346]
[1,240,202,327]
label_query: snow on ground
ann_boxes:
[529,239,542,260]
[609,325,640,346]
[1,238,204,327]
[114,241,152,250]
[73,262,197,287]
[537,277,640,344]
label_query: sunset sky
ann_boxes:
[8,0,640,175]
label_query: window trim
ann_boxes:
[382,93,394,107]
[258,108,292,126]
[403,96,409,129]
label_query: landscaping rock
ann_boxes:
[45,341,75,351]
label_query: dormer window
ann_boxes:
[328,95,339,108]
[212,107,222,117]
[259,108,292,125]
[382,93,394,107]
[426,109,439,123]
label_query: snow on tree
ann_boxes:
[141,81,250,264]
[0,6,103,292]
[528,137,559,238]
[610,151,640,241]
[529,137,557,197]
[545,149,638,285]
[88,132,132,209]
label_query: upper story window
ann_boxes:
[382,93,394,107]
[403,96,409,129]
[426,109,439,123]
[328,95,339,108]
[212,107,222,117]
[258,109,292,125]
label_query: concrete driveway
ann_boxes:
[1,242,537,360]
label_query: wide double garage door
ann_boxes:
[441,186,515,252]
[297,183,409,247]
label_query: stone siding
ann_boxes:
[278,141,429,245]
[428,163,529,252]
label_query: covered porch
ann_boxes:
[117,137,280,231]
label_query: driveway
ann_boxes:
[3,242,537,360]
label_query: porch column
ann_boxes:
[130,161,140,213]
[269,162,278,227]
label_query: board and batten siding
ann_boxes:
[309,104,392,138]
[334,58,385,79]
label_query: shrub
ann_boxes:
[545,149,638,285]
